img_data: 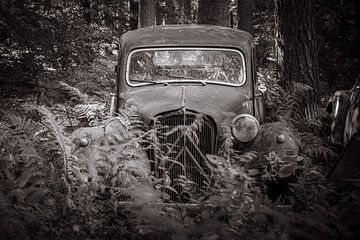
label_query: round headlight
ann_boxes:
[231,114,260,143]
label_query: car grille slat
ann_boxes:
[153,111,216,203]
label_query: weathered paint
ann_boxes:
[115,25,302,163]
[117,25,255,107]
[121,84,253,135]
[327,90,350,146]
[120,25,253,55]
[327,78,360,146]
[344,78,360,145]
[71,123,151,176]
[327,77,360,183]
[71,25,302,182]
[250,122,301,166]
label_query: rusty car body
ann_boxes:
[73,25,301,203]
[326,76,360,147]
[326,76,360,183]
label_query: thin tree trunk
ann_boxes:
[120,1,129,33]
[15,0,25,9]
[198,0,230,27]
[198,0,204,24]
[156,1,164,25]
[237,0,253,34]
[130,0,139,30]
[34,0,42,10]
[82,0,91,24]
[103,4,113,27]
[165,0,183,24]
[139,0,156,28]
[166,0,176,24]
[184,0,191,23]
[44,0,52,11]
[90,1,99,23]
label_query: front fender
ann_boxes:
[249,122,301,166]
[70,122,151,177]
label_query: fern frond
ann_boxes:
[75,102,108,127]
[0,121,10,131]
[32,105,72,183]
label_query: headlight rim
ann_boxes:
[231,114,260,143]
[79,137,90,147]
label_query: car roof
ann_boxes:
[120,25,253,54]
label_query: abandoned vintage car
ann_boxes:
[73,25,301,203]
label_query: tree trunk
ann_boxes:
[34,0,42,10]
[230,9,234,28]
[165,0,176,24]
[82,0,92,24]
[139,0,156,28]
[275,0,319,101]
[165,0,183,24]
[116,1,129,34]
[130,0,139,30]
[15,0,25,9]
[44,0,52,11]
[237,0,253,34]
[156,1,164,25]
[90,1,99,23]
[184,0,191,23]
[103,4,113,27]
[198,0,204,24]
[197,0,230,27]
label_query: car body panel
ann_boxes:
[326,90,351,146]
[327,76,360,146]
[120,25,253,55]
[120,84,253,135]
[252,122,301,165]
[344,78,360,144]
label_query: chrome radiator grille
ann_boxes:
[152,110,216,203]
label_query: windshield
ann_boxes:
[126,48,246,86]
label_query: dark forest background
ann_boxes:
[0,0,360,239]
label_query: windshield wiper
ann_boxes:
[130,79,206,86]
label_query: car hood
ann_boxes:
[121,84,253,134]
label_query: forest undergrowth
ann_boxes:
[1,5,360,240]
[2,64,358,240]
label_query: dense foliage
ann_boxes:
[1,1,359,240]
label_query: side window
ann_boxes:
[129,52,154,81]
